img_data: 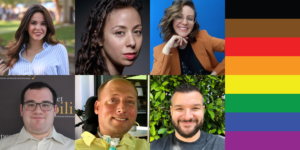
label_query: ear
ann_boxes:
[94,100,100,115]
[170,106,173,116]
[54,105,57,117]
[20,104,23,117]
[98,39,103,47]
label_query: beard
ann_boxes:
[171,117,203,138]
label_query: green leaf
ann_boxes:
[150,137,154,142]
[150,125,156,136]
[154,87,161,91]
[154,135,160,140]
[150,122,156,126]
[208,110,215,120]
[207,123,211,129]
[150,93,153,100]
[160,92,165,100]
[216,98,222,106]
[218,128,221,134]
[167,130,174,134]
[151,82,158,91]
[162,81,169,86]
[158,128,167,134]
[210,129,216,134]
[155,91,161,100]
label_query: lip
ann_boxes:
[32,117,44,119]
[124,53,136,60]
[34,32,43,36]
[113,117,128,122]
[178,26,188,32]
[180,121,194,126]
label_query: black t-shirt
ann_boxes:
[178,42,211,75]
[150,130,225,150]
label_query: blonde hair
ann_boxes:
[158,0,199,42]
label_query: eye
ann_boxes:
[176,108,183,110]
[27,103,35,107]
[42,103,51,107]
[31,22,36,25]
[187,17,194,21]
[176,15,183,19]
[115,31,125,36]
[42,22,47,25]
[134,30,142,35]
[109,99,115,102]
[127,100,135,104]
[193,107,200,110]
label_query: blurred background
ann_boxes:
[0,0,75,75]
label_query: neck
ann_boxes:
[27,39,44,51]
[175,130,200,143]
[102,49,124,75]
[25,126,53,141]
[98,127,123,139]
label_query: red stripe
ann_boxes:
[225,38,300,56]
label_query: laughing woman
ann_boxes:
[0,4,69,75]
[151,0,225,75]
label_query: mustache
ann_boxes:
[178,119,198,122]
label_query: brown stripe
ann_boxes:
[226,19,300,37]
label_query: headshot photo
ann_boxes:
[0,2,75,75]
[150,0,225,75]
[149,75,225,150]
[75,75,150,150]
[0,76,75,150]
[75,0,150,75]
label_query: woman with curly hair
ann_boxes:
[151,0,225,75]
[75,0,143,75]
[0,4,69,75]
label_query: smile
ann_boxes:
[34,32,43,36]
[178,27,188,31]
[113,117,127,121]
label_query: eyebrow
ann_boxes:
[111,94,136,99]
[30,20,46,23]
[174,104,203,107]
[111,24,142,30]
[24,100,53,103]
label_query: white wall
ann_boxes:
[75,75,94,139]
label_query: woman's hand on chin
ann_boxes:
[0,59,9,75]
[162,35,188,55]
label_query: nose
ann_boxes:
[126,33,136,48]
[33,104,43,114]
[181,17,188,25]
[117,100,126,114]
[183,108,193,120]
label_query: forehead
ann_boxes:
[100,79,137,98]
[105,7,141,29]
[24,88,53,102]
[181,5,195,16]
[31,12,45,21]
[172,91,203,106]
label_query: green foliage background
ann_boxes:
[150,75,225,142]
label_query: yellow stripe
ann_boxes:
[226,75,300,94]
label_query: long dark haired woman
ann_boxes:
[0,4,69,75]
[151,0,225,75]
[75,0,143,75]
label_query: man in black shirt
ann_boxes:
[150,84,225,150]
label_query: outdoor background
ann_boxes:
[150,75,225,142]
[150,0,225,72]
[0,0,75,75]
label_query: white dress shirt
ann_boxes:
[0,126,74,150]
[8,42,69,75]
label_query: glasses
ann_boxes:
[23,102,54,111]
[174,15,196,24]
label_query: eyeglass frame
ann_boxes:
[22,101,55,111]
[174,14,197,24]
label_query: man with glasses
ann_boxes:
[150,84,225,150]
[0,82,74,150]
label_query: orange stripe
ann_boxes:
[226,56,300,75]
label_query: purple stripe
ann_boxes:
[226,131,300,150]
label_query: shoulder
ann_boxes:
[201,130,225,146]
[195,30,210,41]
[150,133,172,150]
[0,133,19,149]
[129,136,149,149]
[56,132,75,146]
[50,43,67,51]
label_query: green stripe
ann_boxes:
[226,94,300,112]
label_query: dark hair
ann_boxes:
[4,4,59,68]
[75,0,143,75]
[21,82,57,105]
[171,83,204,105]
[158,0,200,42]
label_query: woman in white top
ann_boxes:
[0,4,69,75]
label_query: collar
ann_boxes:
[19,42,50,55]
[81,131,136,148]
[15,126,64,145]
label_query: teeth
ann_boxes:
[114,118,126,121]
[179,27,187,30]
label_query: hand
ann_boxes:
[210,70,217,75]
[162,35,188,55]
[0,59,9,75]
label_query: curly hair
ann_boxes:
[158,0,200,42]
[4,4,59,68]
[75,0,143,75]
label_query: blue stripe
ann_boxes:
[8,42,69,75]
[226,113,300,131]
